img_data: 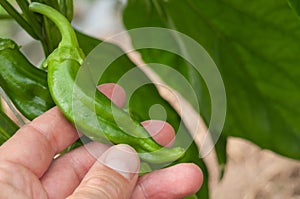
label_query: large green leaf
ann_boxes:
[123,0,300,160]
[288,0,300,18]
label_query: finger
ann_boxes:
[41,142,110,199]
[98,84,176,147]
[131,163,203,199]
[141,120,175,147]
[67,144,140,199]
[97,83,127,108]
[0,107,79,177]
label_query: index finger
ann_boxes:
[0,107,79,177]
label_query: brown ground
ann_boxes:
[208,138,300,199]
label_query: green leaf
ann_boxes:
[58,0,73,21]
[0,6,11,19]
[288,0,300,18]
[123,0,300,161]
[0,14,10,19]
[76,30,101,54]
[0,109,19,145]
[214,134,227,180]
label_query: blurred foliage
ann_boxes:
[123,0,300,160]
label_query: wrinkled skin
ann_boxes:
[0,84,203,199]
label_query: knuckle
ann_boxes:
[76,172,128,199]
[0,163,15,183]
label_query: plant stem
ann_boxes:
[0,0,38,39]
[43,16,61,55]
[15,0,42,37]
[29,2,79,48]
[0,14,11,19]
[59,0,73,21]
[0,87,25,126]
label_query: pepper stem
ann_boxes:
[29,2,79,49]
[29,2,84,67]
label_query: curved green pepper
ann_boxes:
[0,38,55,120]
[29,2,185,164]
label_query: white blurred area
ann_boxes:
[2,0,128,65]
[73,0,127,40]
[74,0,135,53]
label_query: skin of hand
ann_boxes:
[0,83,203,199]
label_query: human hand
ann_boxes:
[0,84,203,199]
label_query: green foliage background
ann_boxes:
[123,0,300,160]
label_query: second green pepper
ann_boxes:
[0,38,55,120]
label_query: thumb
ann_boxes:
[67,144,140,199]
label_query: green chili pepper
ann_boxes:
[0,38,55,120]
[29,2,185,164]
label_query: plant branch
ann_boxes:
[0,0,38,39]
[0,13,11,19]
[15,0,42,38]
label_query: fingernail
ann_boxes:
[141,120,176,147]
[100,144,140,180]
[84,142,111,159]
[97,83,126,108]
